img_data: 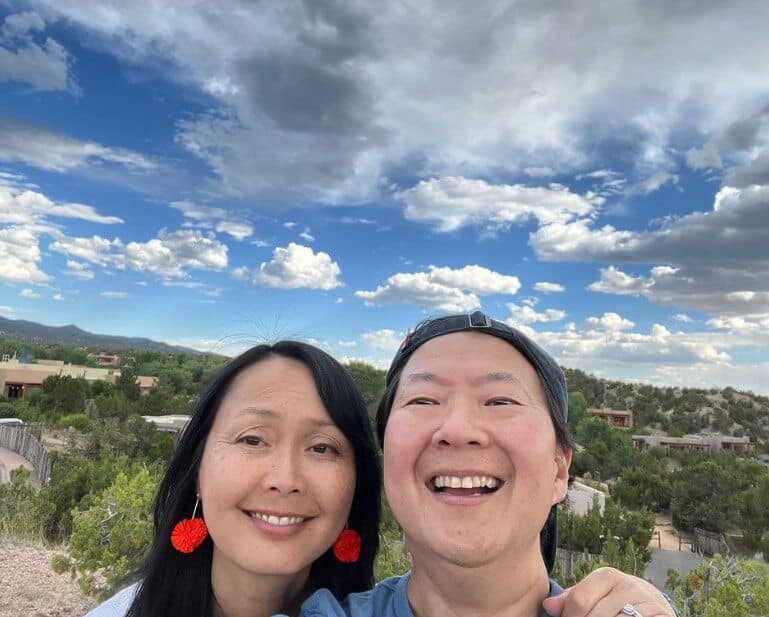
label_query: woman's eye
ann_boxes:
[238,435,264,446]
[310,443,339,455]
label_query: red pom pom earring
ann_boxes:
[171,496,208,554]
[333,527,362,563]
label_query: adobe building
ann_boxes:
[0,355,157,400]
[632,433,755,454]
[589,407,634,430]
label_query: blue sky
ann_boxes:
[1,1,768,394]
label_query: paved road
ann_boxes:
[644,548,706,591]
[0,446,35,485]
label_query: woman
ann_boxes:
[88,341,381,617]
[301,312,678,617]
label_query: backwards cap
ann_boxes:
[384,310,569,573]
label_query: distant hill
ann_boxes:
[564,367,769,445]
[0,316,198,354]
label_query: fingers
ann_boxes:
[542,568,676,617]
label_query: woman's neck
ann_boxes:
[210,553,312,617]
[406,542,550,617]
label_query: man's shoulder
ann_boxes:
[300,574,410,617]
[85,581,140,617]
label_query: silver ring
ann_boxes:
[621,604,643,617]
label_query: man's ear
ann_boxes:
[553,447,572,505]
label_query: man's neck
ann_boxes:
[210,553,311,617]
[406,544,550,617]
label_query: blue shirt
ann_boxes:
[297,572,564,617]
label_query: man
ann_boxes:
[303,312,677,617]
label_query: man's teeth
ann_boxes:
[249,512,305,526]
[432,475,500,489]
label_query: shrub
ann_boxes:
[58,413,93,432]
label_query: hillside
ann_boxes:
[0,316,197,354]
[564,368,769,445]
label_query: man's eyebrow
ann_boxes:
[475,372,525,386]
[403,372,449,386]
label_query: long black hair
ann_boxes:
[126,341,381,616]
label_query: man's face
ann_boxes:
[383,331,571,568]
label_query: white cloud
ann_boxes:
[215,220,253,241]
[584,312,635,332]
[533,185,769,316]
[170,200,252,241]
[236,243,342,290]
[283,221,297,229]
[0,185,123,225]
[64,260,95,280]
[0,226,50,283]
[124,229,228,278]
[0,113,156,173]
[101,291,128,299]
[19,288,40,299]
[355,264,520,312]
[361,329,402,351]
[50,235,124,267]
[299,228,315,242]
[673,313,692,323]
[534,281,565,293]
[706,315,763,332]
[25,1,769,201]
[0,305,13,316]
[400,176,597,232]
[52,293,63,301]
[524,166,556,178]
[505,303,566,326]
[337,340,357,348]
[0,12,75,92]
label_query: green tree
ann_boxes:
[65,467,159,598]
[738,474,769,551]
[611,467,671,511]
[668,555,769,617]
[38,375,89,416]
[567,391,589,432]
[345,361,386,416]
[115,364,140,401]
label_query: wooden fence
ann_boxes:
[692,527,730,556]
[0,425,51,485]
[553,548,602,580]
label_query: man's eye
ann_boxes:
[238,435,263,446]
[407,397,437,405]
[486,397,518,406]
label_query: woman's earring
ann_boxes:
[170,496,208,554]
[332,526,362,563]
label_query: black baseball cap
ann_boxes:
[384,310,569,573]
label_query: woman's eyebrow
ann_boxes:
[234,407,275,419]
[234,407,336,429]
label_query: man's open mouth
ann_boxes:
[429,475,503,495]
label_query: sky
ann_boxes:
[1,1,768,395]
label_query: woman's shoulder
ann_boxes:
[298,574,411,617]
[85,581,141,617]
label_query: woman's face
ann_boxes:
[383,331,571,568]
[197,355,356,580]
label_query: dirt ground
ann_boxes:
[0,538,95,617]
[650,513,693,551]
